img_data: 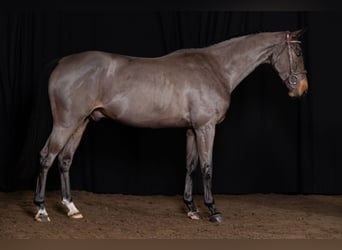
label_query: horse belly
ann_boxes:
[123,111,191,128]
[103,91,191,128]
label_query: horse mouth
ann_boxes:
[288,79,308,98]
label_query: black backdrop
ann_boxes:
[1,6,342,195]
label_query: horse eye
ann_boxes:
[293,47,302,57]
[291,44,302,57]
[295,50,302,57]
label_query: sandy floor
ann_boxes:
[1,191,342,239]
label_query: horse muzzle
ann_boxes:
[288,79,308,98]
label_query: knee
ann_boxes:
[58,155,72,173]
[187,163,197,175]
[39,154,53,171]
[201,165,212,180]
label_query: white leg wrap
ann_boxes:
[62,199,83,219]
[35,207,50,222]
[187,211,201,220]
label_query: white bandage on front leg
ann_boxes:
[35,207,50,222]
[61,199,83,219]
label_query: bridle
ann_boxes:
[273,32,307,88]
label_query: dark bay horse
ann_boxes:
[34,30,308,223]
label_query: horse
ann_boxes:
[34,30,308,223]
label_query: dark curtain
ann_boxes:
[1,10,342,195]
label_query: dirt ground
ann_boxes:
[1,191,342,239]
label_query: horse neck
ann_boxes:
[206,32,285,92]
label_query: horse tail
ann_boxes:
[15,58,60,189]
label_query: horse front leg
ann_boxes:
[195,123,223,223]
[184,129,201,220]
[58,119,89,219]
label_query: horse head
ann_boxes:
[271,29,308,98]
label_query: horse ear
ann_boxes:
[291,28,307,40]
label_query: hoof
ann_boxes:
[187,211,202,220]
[69,212,83,219]
[35,213,51,222]
[209,213,224,223]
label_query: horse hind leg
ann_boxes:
[34,124,80,222]
[183,129,201,220]
[58,119,89,219]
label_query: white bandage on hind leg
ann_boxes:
[62,199,82,218]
